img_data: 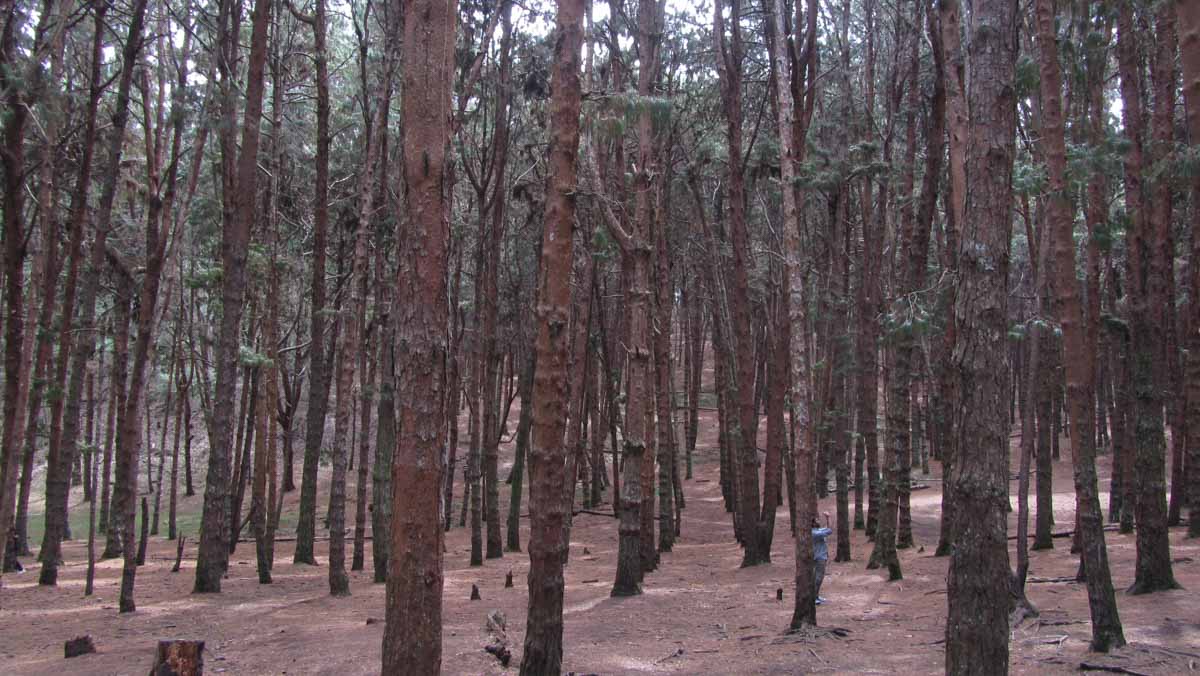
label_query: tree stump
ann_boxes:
[470,584,481,600]
[64,635,96,658]
[504,571,513,588]
[150,640,204,676]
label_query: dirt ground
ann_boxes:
[2,404,1198,675]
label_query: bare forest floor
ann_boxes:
[2,403,1198,675]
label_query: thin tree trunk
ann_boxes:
[229,366,258,553]
[518,0,584,665]
[152,335,180,536]
[352,316,374,572]
[102,299,131,561]
[168,358,185,541]
[1013,335,1035,608]
[251,348,272,584]
[295,0,334,567]
[506,348,534,552]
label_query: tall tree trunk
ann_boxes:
[871,2,921,576]
[229,364,257,553]
[518,0,584,666]
[153,338,179,536]
[295,0,334,566]
[365,55,394,581]
[467,339,483,563]
[381,0,455,666]
[934,0,967,558]
[561,212,596,565]
[251,346,272,583]
[481,7,514,562]
[114,0,191,609]
[1033,316,1056,550]
[944,0,1017,671]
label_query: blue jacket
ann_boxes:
[812,527,832,562]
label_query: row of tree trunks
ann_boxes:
[13,0,71,557]
[295,0,334,568]
[42,0,149,589]
[933,0,967,559]
[1033,0,1124,650]
[194,0,272,594]
[1115,0,1179,596]
[481,6,515,563]
[715,0,767,568]
[1178,0,1200,540]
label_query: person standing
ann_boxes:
[813,512,832,604]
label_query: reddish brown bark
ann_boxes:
[381,0,456,666]
[945,0,1018,670]
[518,0,585,664]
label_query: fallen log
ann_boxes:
[1007,525,1118,541]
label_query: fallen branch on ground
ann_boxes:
[1078,662,1149,676]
